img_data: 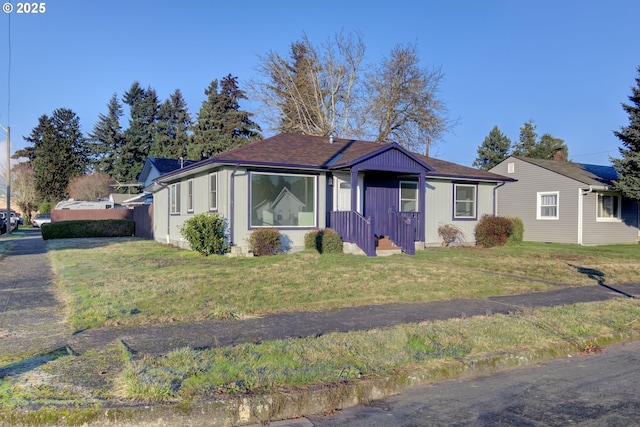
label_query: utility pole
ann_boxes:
[0,124,9,235]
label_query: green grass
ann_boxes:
[46,238,640,330]
[112,298,640,402]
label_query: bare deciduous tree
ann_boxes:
[11,162,38,224]
[365,43,450,153]
[66,173,114,201]
[250,31,365,138]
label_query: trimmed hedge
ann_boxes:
[507,216,524,245]
[180,213,229,256]
[304,228,343,254]
[248,228,282,256]
[41,219,134,240]
[474,215,513,248]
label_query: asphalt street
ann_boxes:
[308,340,640,426]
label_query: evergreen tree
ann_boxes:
[511,120,538,157]
[612,66,640,200]
[114,82,159,185]
[473,126,512,170]
[89,93,124,176]
[511,120,568,160]
[150,89,192,159]
[190,74,261,160]
[24,108,89,202]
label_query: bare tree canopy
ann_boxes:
[250,34,451,153]
[11,162,38,223]
[250,31,365,138]
[365,43,450,152]
[66,173,115,201]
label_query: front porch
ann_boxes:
[330,210,422,256]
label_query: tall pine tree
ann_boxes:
[114,82,160,186]
[190,74,261,160]
[473,126,511,170]
[89,93,124,176]
[612,66,640,200]
[23,108,89,202]
[511,120,538,157]
[511,120,568,160]
[150,89,192,159]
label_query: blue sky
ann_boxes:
[0,0,638,170]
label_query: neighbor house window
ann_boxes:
[187,180,194,213]
[250,172,316,227]
[170,183,181,214]
[537,191,559,219]
[209,173,218,211]
[597,193,621,221]
[454,184,476,219]
[400,181,419,212]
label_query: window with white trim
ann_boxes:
[597,193,620,221]
[454,184,476,219]
[187,180,194,212]
[209,173,218,211]
[170,183,181,214]
[250,172,316,227]
[537,191,558,219]
[400,181,418,212]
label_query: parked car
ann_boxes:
[0,213,6,234]
[32,213,51,228]
[0,211,18,232]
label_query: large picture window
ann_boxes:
[597,193,620,221]
[454,184,476,219]
[537,191,559,220]
[251,172,316,227]
[400,181,418,212]
[170,183,181,214]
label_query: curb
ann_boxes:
[5,332,636,427]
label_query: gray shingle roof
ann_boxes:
[515,156,617,186]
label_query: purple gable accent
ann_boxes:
[352,145,428,172]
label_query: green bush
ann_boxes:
[474,215,513,248]
[249,228,281,256]
[38,202,52,215]
[304,228,343,254]
[507,216,524,245]
[180,213,229,256]
[41,220,134,240]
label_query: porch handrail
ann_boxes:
[331,211,376,256]
[389,210,418,255]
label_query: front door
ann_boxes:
[364,174,399,236]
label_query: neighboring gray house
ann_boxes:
[126,157,199,205]
[491,156,640,245]
[149,133,511,256]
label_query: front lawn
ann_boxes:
[47,238,640,330]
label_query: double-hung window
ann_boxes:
[209,173,218,211]
[597,193,620,221]
[537,191,559,220]
[187,180,194,213]
[454,184,476,219]
[170,183,181,214]
[400,181,419,212]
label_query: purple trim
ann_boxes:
[333,142,434,172]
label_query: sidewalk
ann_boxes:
[1,229,639,427]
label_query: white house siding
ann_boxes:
[492,158,581,244]
[581,192,639,245]
[424,179,496,246]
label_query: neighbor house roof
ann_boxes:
[514,156,617,187]
[156,133,510,183]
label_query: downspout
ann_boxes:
[578,186,595,245]
[230,164,239,247]
[492,181,505,216]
